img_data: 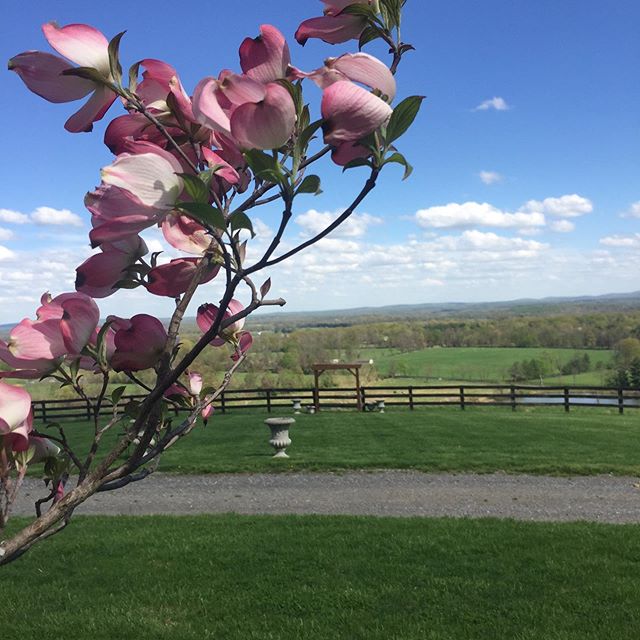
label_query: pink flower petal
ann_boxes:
[9,318,66,360]
[231,82,295,150]
[8,51,94,103]
[218,73,265,105]
[295,15,366,46]
[64,84,117,133]
[109,314,167,371]
[101,150,183,208]
[0,382,33,439]
[161,213,212,255]
[330,141,372,166]
[59,294,100,354]
[0,340,56,377]
[192,77,232,135]
[42,22,110,74]
[239,24,291,83]
[328,52,396,101]
[321,80,392,146]
[146,258,220,298]
[188,372,203,395]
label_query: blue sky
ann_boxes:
[0,0,639,322]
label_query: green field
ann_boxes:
[2,515,640,639]
[357,347,615,383]
[42,407,640,476]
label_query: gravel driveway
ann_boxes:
[12,471,640,523]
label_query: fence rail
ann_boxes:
[29,384,640,422]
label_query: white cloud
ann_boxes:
[474,97,510,111]
[415,202,545,230]
[0,227,14,241]
[621,201,640,218]
[31,206,84,227]
[253,218,273,239]
[453,230,547,252]
[0,208,29,224]
[600,234,640,247]
[295,209,383,238]
[550,220,575,233]
[478,171,503,185]
[520,194,593,218]
[0,245,16,261]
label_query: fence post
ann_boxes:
[40,400,47,422]
[408,386,414,410]
[360,386,366,411]
[618,388,624,415]
[459,386,465,411]
[564,388,570,413]
[221,391,226,414]
[266,388,272,413]
[510,386,516,412]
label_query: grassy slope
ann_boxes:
[3,515,640,639]
[48,407,640,475]
[358,347,614,382]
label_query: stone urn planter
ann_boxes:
[264,417,295,458]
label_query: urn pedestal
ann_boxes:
[264,417,295,458]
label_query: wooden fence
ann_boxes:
[30,384,640,422]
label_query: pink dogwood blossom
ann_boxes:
[76,235,148,298]
[0,381,33,453]
[197,300,253,359]
[239,25,291,83]
[8,23,117,132]
[193,75,296,150]
[87,141,184,244]
[305,52,396,101]
[146,258,220,298]
[8,292,99,362]
[161,213,213,255]
[108,314,167,371]
[295,1,378,46]
[321,80,392,146]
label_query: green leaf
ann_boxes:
[340,4,379,20]
[111,386,127,406]
[379,0,401,29]
[61,66,107,84]
[358,25,382,49]
[124,400,141,418]
[96,320,114,369]
[107,31,125,85]
[176,202,226,231]
[243,149,282,182]
[385,96,425,144]
[298,119,324,153]
[128,61,141,93]
[68,357,81,382]
[229,212,255,237]
[178,173,210,204]
[260,278,272,298]
[275,79,303,114]
[342,157,373,172]
[383,152,413,180]
[296,175,322,195]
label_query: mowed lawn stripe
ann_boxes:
[2,515,640,640]
[44,407,640,475]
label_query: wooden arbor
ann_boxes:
[312,363,363,411]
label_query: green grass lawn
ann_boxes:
[47,406,640,475]
[358,346,614,382]
[2,515,640,639]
